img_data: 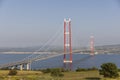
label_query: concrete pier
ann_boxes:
[20,64,23,71]
[26,63,29,70]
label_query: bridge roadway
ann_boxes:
[0,52,63,70]
[0,50,91,70]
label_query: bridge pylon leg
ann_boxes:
[26,63,29,70]
[11,66,15,70]
[20,64,23,71]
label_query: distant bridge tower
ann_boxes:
[90,36,94,56]
[63,18,72,70]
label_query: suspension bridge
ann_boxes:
[0,18,95,70]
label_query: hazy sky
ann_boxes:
[0,0,120,48]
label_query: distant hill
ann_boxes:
[73,44,120,54]
[95,44,120,54]
[0,44,120,54]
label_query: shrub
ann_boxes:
[99,63,119,78]
[76,67,87,72]
[8,69,17,76]
[41,68,51,73]
[118,68,120,72]
[50,68,64,77]
[76,67,98,72]
[87,67,98,71]
[1,67,9,70]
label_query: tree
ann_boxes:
[99,63,119,78]
[8,69,17,76]
[50,68,64,77]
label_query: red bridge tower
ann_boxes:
[63,18,72,69]
[90,36,94,56]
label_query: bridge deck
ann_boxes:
[0,53,63,69]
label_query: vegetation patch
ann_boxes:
[85,77,101,80]
[99,62,119,78]
[8,69,17,76]
[50,68,64,77]
[76,67,98,72]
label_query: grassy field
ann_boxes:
[62,71,101,80]
[0,70,120,80]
